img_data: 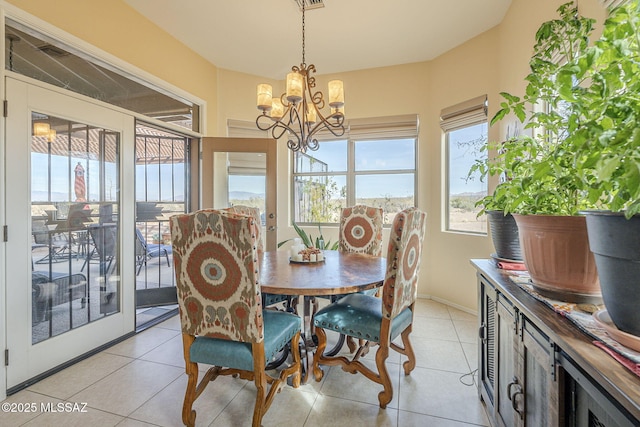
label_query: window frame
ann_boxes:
[440,95,489,235]
[443,121,488,235]
[291,134,418,226]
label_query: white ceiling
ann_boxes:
[125,0,513,80]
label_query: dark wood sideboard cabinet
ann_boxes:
[472,259,640,427]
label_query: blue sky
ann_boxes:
[448,123,488,195]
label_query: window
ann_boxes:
[293,115,418,224]
[441,96,488,234]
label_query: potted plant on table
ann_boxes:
[277,222,339,251]
[554,1,640,336]
[487,2,602,303]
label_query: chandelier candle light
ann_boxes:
[256,1,345,152]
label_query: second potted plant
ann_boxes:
[486,2,601,303]
[559,1,640,336]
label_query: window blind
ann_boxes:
[347,114,419,140]
[227,119,270,138]
[439,95,488,132]
[600,0,628,8]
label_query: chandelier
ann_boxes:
[255,1,345,152]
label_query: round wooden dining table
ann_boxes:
[259,250,386,382]
[259,249,386,296]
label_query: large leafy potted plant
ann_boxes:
[489,2,602,303]
[553,1,640,336]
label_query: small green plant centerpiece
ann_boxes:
[277,222,339,251]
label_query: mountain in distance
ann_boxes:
[451,190,487,198]
[230,191,264,200]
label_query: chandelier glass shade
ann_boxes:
[255,2,345,152]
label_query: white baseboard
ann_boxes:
[417,294,477,316]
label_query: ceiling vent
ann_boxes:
[37,44,69,57]
[293,0,325,11]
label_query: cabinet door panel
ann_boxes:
[496,296,519,427]
[478,278,497,411]
[521,317,559,426]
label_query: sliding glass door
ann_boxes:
[134,123,191,321]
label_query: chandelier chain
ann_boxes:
[301,1,306,66]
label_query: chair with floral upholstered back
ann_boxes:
[312,207,426,409]
[336,204,384,352]
[339,204,384,256]
[226,205,264,256]
[224,205,288,310]
[170,209,300,427]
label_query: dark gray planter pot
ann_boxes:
[584,211,640,337]
[487,210,522,261]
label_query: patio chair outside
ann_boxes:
[135,228,171,275]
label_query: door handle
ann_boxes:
[479,322,487,343]
[511,389,524,419]
[268,226,276,232]
[507,376,524,419]
[507,376,519,401]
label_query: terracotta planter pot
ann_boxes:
[584,211,640,337]
[513,214,601,303]
[487,210,522,261]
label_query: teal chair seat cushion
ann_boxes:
[313,293,412,342]
[190,310,300,371]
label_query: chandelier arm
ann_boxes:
[306,118,346,141]
[306,137,319,151]
[256,114,279,132]
[256,114,293,137]
[290,105,305,137]
[309,90,325,110]
[325,112,346,128]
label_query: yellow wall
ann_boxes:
[5,0,612,313]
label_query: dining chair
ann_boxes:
[336,204,384,352]
[339,204,384,256]
[170,209,301,427]
[225,205,264,255]
[223,205,294,369]
[134,228,172,275]
[312,207,427,408]
[225,205,292,309]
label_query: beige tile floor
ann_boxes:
[1,299,490,426]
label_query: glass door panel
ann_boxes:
[135,123,190,320]
[31,113,120,343]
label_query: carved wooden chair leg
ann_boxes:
[346,336,358,353]
[400,327,416,375]
[252,369,267,427]
[375,342,393,408]
[182,336,198,427]
[312,327,328,381]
